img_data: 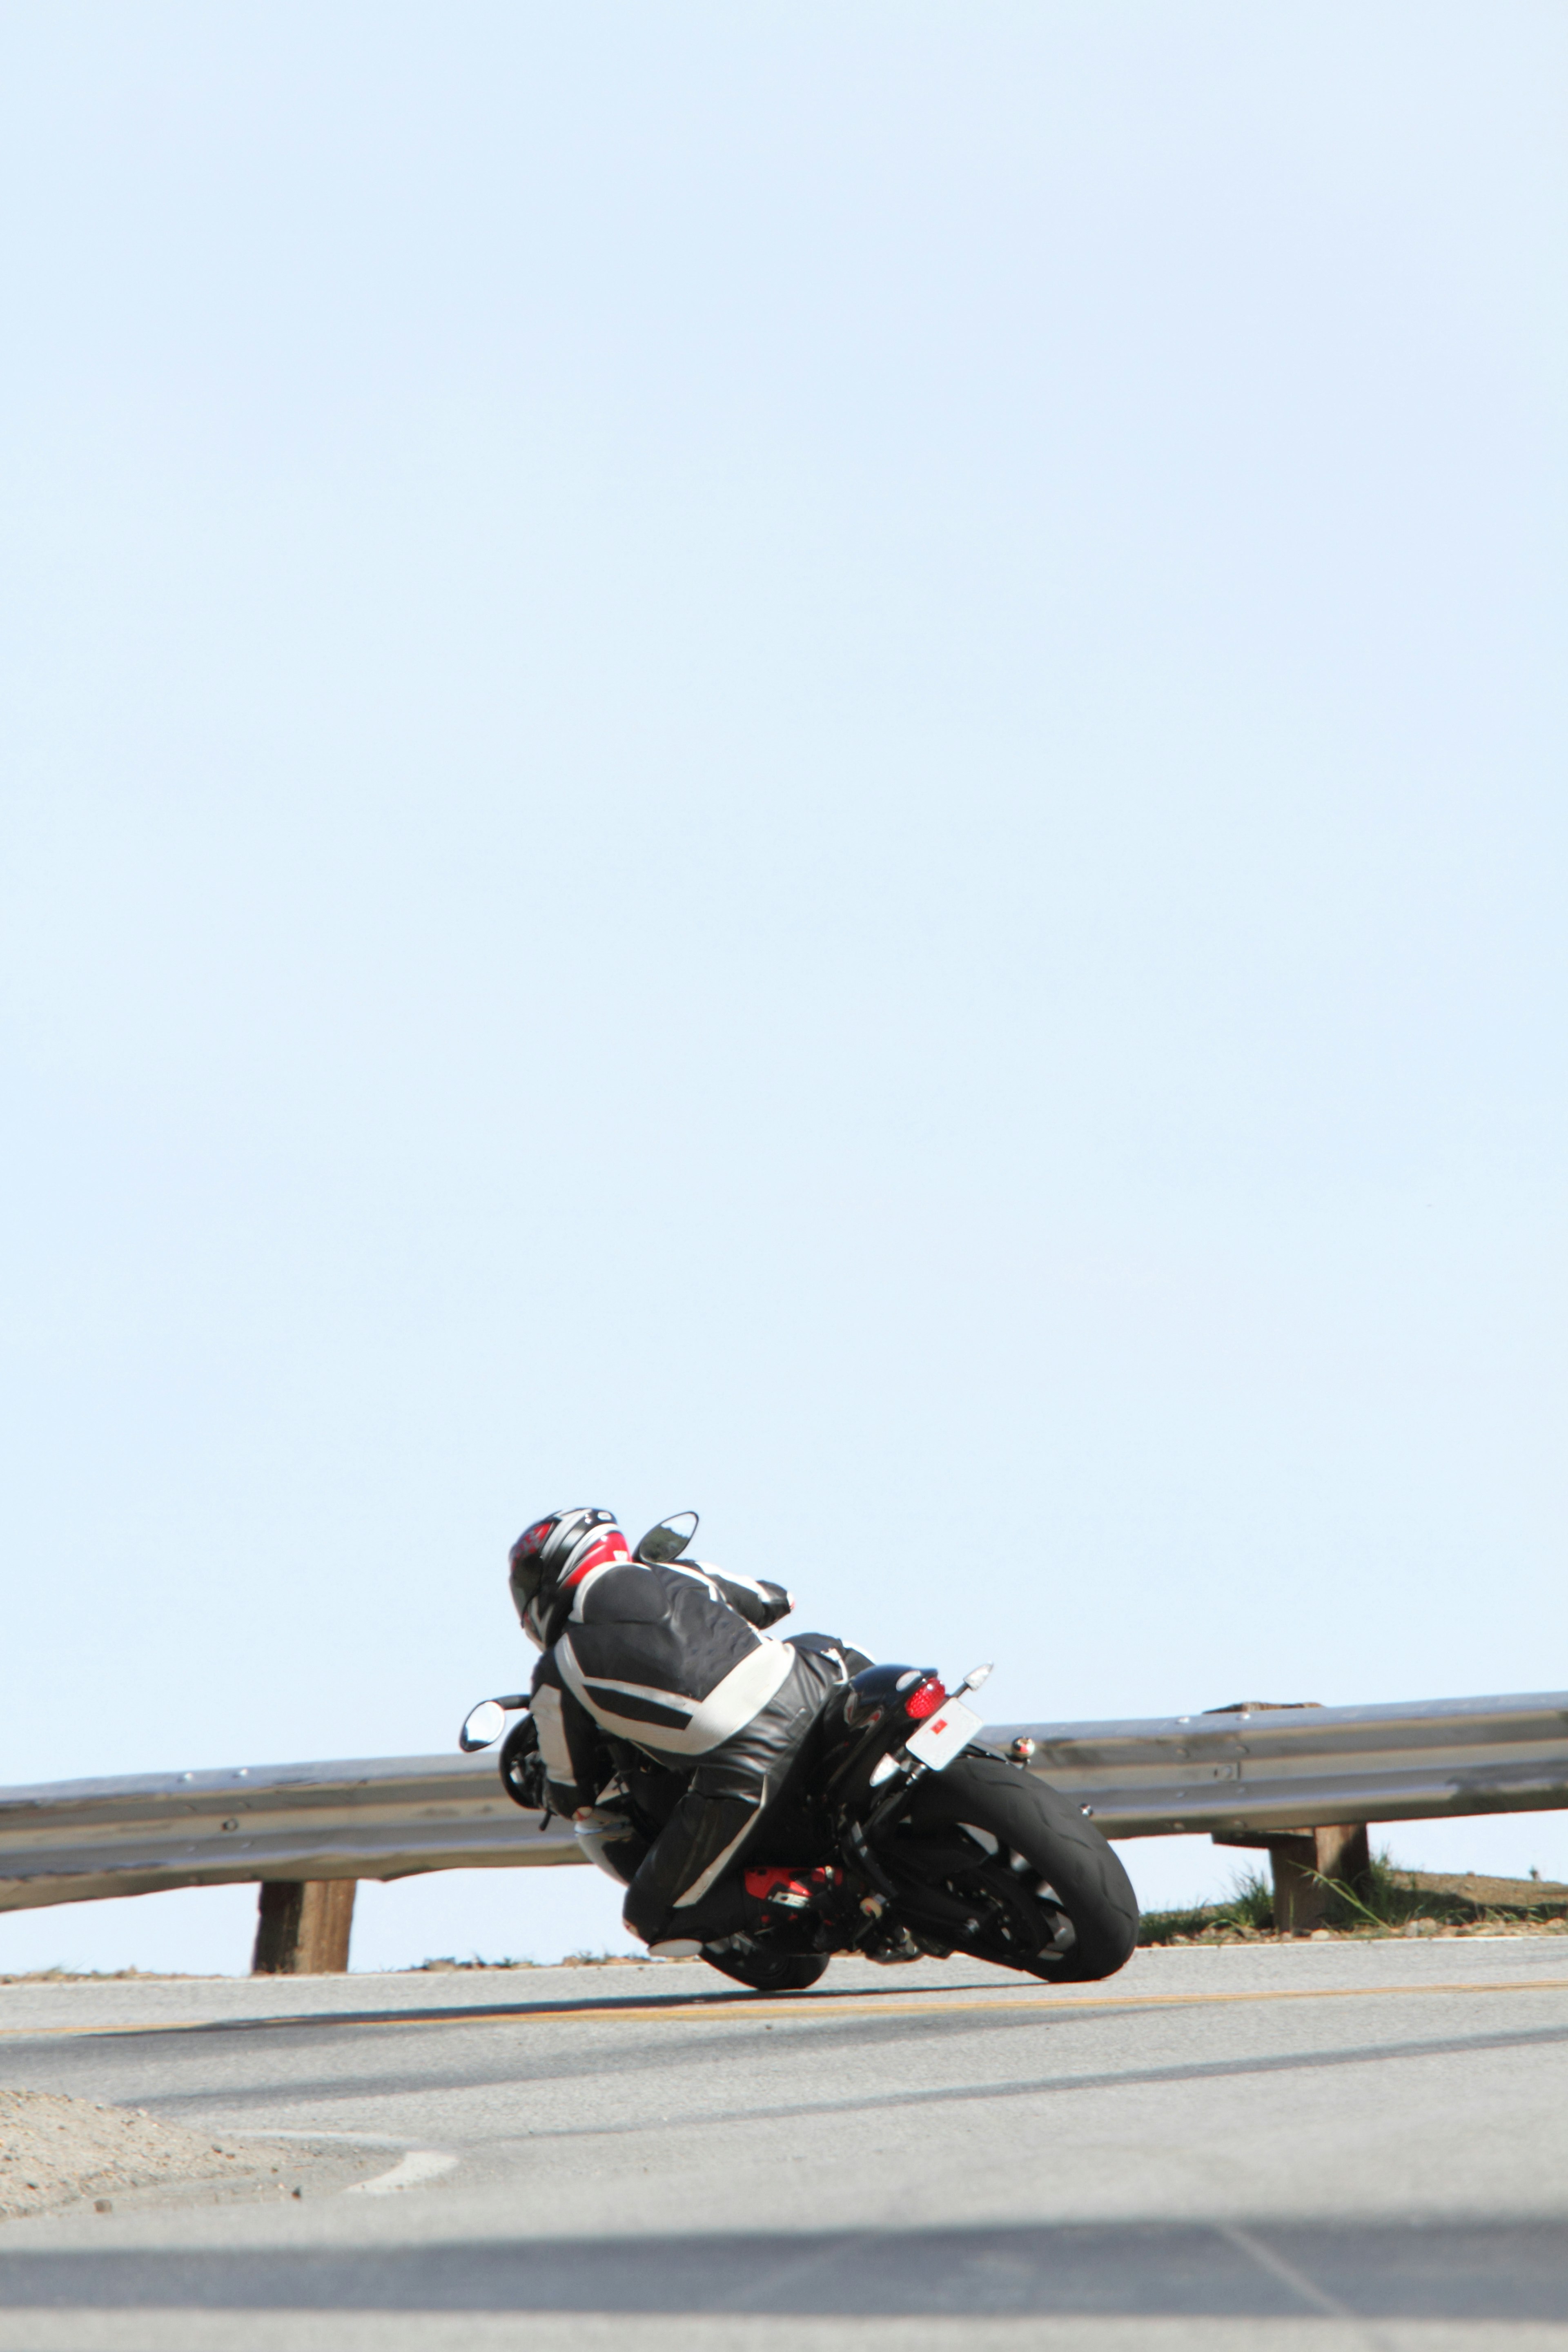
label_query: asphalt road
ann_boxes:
[1,1937,1566,2351]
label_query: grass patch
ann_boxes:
[1138,1864,1274,1944]
[1138,1847,1568,1944]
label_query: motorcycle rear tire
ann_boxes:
[902,1751,1140,1983]
[700,1944,830,1995]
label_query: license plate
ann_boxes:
[904,1696,983,1773]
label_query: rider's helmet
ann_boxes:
[508,1507,631,1646]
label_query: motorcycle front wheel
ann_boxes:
[699,1942,830,1994]
[897,1751,1140,1983]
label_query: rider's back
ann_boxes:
[540,1558,795,1761]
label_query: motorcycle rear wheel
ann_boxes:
[899,1751,1140,1982]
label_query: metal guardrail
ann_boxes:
[1007,1689,1568,1838]
[1,1690,1565,1917]
[0,1753,580,1914]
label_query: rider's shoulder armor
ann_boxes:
[555,1559,792,1757]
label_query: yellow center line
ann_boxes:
[1,1975,1566,2043]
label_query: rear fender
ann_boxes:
[818,1663,938,1804]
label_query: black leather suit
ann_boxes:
[528,1555,846,1946]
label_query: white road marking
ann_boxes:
[344,2147,459,2196]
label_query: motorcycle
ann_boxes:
[458,1514,1140,1995]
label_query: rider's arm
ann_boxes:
[529,1649,608,1813]
[674,1559,794,1630]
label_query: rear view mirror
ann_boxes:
[459,1699,508,1752]
[635,1510,699,1565]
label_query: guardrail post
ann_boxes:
[251,1879,356,1974]
[1213,1824,1372,1932]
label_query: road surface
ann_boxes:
[1,1937,1566,2349]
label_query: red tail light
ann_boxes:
[904,1677,947,1721]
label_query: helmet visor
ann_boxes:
[507,1519,555,1622]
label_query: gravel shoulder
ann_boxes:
[0,2090,376,2221]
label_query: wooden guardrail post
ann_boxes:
[251,1879,356,1973]
[1205,1700,1372,1932]
[1214,1823,1372,1932]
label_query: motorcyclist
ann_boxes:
[508,1507,852,1956]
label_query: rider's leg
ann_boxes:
[622,1648,837,1953]
[623,1784,763,1950]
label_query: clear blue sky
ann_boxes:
[2,3,1565,1973]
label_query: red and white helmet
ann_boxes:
[508,1507,630,1643]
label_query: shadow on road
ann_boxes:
[3,2218,1566,2320]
